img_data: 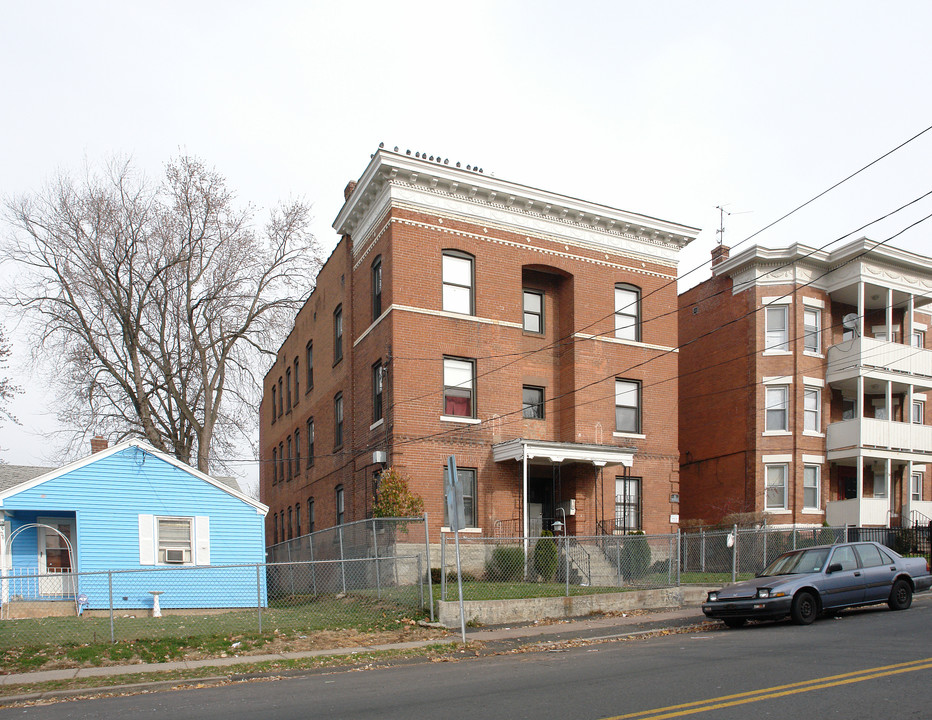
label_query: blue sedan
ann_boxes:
[702,541,932,628]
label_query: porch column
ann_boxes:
[856,458,863,500]
[858,282,865,338]
[908,294,915,344]
[886,457,893,524]
[907,459,914,521]
[522,442,528,540]
[886,381,893,423]
[886,287,893,342]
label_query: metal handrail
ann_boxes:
[563,537,591,586]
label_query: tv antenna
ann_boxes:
[715,204,752,246]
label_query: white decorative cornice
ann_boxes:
[335,149,699,267]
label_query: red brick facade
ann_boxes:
[679,242,932,528]
[260,149,699,544]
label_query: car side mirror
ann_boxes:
[827,562,843,574]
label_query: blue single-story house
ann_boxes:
[0,439,268,615]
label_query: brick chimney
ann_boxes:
[90,435,108,454]
[711,244,730,267]
[344,181,357,201]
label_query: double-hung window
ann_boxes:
[765,305,789,352]
[912,472,924,502]
[307,417,315,466]
[271,386,277,423]
[306,342,314,390]
[294,358,299,403]
[442,251,474,314]
[278,378,284,416]
[766,386,789,432]
[334,393,344,447]
[765,464,788,510]
[523,290,543,333]
[444,468,476,528]
[272,447,278,483]
[522,386,544,419]
[372,256,382,320]
[307,498,315,533]
[912,330,925,348]
[294,429,301,474]
[614,379,640,434]
[443,357,476,417]
[615,476,642,532]
[372,361,383,423]
[803,465,821,510]
[333,305,343,364]
[286,368,292,413]
[803,308,821,354]
[158,517,193,564]
[286,437,293,481]
[804,387,821,433]
[913,401,924,424]
[614,284,640,341]
[335,485,344,525]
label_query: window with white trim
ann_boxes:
[765,306,789,352]
[442,251,474,314]
[335,485,344,525]
[138,515,208,567]
[765,464,788,510]
[913,401,924,425]
[803,465,820,510]
[912,330,925,348]
[804,387,821,433]
[158,517,193,563]
[912,472,923,502]
[615,476,642,532]
[615,379,641,433]
[443,357,475,417]
[614,284,641,341]
[803,308,821,354]
[765,386,789,431]
[444,467,477,528]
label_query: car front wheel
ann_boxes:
[791,590,818,625]
[888,579,912,610]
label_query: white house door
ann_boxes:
[37,517,76,598]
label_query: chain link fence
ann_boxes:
[0,518,432,657]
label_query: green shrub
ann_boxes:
[533,531,558,581]
[486,545,525,582]
[621,532,651,580]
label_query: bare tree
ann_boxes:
[2,156,321,472]
[0,325,20,429]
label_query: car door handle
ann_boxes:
[854,572,861,576]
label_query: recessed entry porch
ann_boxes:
[491,439,635,537]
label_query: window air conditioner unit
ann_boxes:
[165,548,186,564]
[372,450,387,465]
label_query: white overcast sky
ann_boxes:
[2,1,932,491]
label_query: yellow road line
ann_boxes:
[602,657,932,720]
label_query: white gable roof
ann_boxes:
[0,439,267,515]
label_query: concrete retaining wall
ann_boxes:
[437,586,712,628]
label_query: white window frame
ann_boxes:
[442,251,474,315]
[765,385,789,432]
[804,386,822,435]
[523,289,544,334]
[912,472,924,502]
[614,284,640,341]
[803,465,821,510]
[139,515,209,566]
[614,379,641,434]
[913,400,924,425]
[764,304,790,354]
[912,330,925,348]
[442,356,476,419]
[765,464,788,511]
[803,308,821,355]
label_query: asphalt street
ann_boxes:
[5,597,932,719]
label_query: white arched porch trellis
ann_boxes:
[1,522,78,619]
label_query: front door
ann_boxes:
[37,517,76,597]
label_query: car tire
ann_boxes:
[791,590,818,625]
[723,618,747,628]
[888,579,912,611]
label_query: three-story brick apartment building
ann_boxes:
[679,239,932,528]
[260,148,699,544]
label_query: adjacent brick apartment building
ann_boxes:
[260,147,699,543]
[679,239,932,528]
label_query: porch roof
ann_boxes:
[491,438,636,467]
[0,466,54,494]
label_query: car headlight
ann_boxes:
[756,588,771,599]
[708,591,719,602]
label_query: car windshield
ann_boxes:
[760,548,830,576]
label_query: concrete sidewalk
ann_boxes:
[0,605,711,692]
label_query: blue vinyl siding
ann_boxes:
[2,445,266,609]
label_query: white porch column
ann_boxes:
[908,294,915,344]
[856,458,863,500]
[886,457,893,525]
[522,442,528,540]
[858,282,865,338]
[886,287,894,342]
[886,380,893,423]
[906,459,914,521]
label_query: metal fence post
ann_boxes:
[440,533,446,602]
[418,554,424,610]
[309,534,317,595]
[373,519,381,600]
[792,527,797,550]
[701,529,706,572]
[731,524,738,583]
[339,525,347,595]
[676,530,681,587]
[256,563,263,634]
[564,536,570,597]
[424,513,434,622]
[108,570,115,644]
[287,543,295,598]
